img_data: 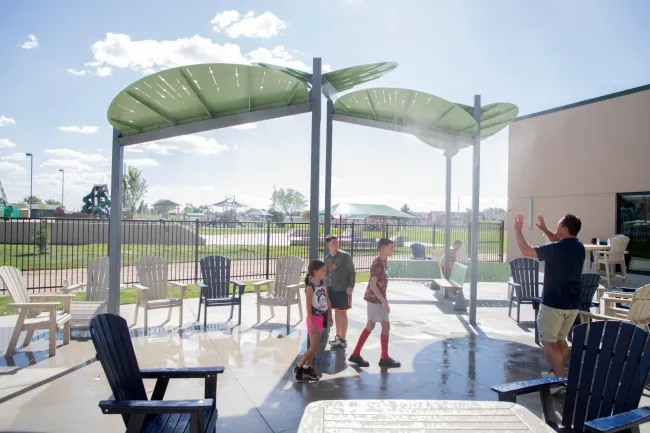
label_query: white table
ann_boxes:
[298,400,555,432]
[583,244,611,272]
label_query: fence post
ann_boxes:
[265,221,272,279]
[194,219,200,283]
[432,223,437,249]
[350,222,355,258]
[467,222,472,257]
[499,220,505,262]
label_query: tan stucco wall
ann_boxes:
[507,88,650,258]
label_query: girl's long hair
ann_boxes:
[305,260,325,286]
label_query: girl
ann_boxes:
[294,260,331,382]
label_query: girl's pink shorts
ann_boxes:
[307,315,325,333]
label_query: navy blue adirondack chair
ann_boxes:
[508,258,542,323]
[579,273,601,313]
[90,314,224,433]
[492,321,650,432]
[411,243,431,260]
[197,255,246,328]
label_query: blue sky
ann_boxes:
[1,0,649,212]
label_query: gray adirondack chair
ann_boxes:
[60,257,111,328]
[254,256,304,326]
[133,257,187,336]
[0,266,73,357]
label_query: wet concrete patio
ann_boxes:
[1,277,649,432]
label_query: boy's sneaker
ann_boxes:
[348,354,370,367]
[293,365,303,382]
[379,357,401,368]
[302,366,320,381]
[330,336,347,349]
[540,370,565,395]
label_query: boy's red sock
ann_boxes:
[352,328,371,357]
[380,334,389,360]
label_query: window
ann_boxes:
[617,192,650,274]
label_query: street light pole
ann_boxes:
[25,153,33,217]
[59,169,64,208]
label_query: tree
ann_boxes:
[400,204,414,215]
[482,207,506,213]
[137,201,149,215]
[184,203,196,214]
[122,166,148,214]
[45,199,62,206]
[271,188,307,223]
[22,195,43,205]
[267,208,284,223]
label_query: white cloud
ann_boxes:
[0,161,24,174]
[20,34,38,49]
[0,115,16,126]
[67,68,87,76]
[57,126,100,134]
[2,152,27,161]
[234,145,239,150]
[126,134,228,156]
[231,123,257,130]
[95,66,112,77]
[125,158,159,168]
[83,33,317,75]
[211,10,287,38]
[44,148,109,162]
[0,138,17,148]
[41,159,93,171]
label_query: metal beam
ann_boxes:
[108,128,124,315]
[324,100,333,257]
[444,155,452,278]
[469,95,481,325]
[333,113,474,147]
[309,58,323,261]
[119,103,312,146]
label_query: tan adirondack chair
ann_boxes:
[579,284,650,328]
[133,257,187,335]
[0,266,73,357]
[254,256,304,326]
[60,257,111,328]
[596,235,630,286]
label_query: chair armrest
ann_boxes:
[579,311,632,323]
[585,405,650,433]
[132,284,150,291]
[99,399,213,415]
[254,280,274,297]
[7,302,58,310]
[231,280,246,296]
[60,283,85,294]
[253,280,273,287]
[168,281,188,289]
[140,366,225,379]
[491,377,567,401]
[31,294,74,312]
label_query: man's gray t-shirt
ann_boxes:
[325,250,356,292]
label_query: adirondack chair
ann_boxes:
[410,243,430,260]
[253,256,304,326]
[508,257,542,323]
[578,273,601,313]
[579,284,650,328]
[91,314,224,433]
[0,266,73,357]
[492,321,650,432]
[197,255,246,328]
[596,235,630,287]
[60,257,111,328]
[133,257,187,336]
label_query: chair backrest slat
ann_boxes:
[608,235,630,263]
[0,266,31,305]
[627,284,650,324]
[509,258,540,298]
[200,256,232,298]
[411,243,426,259]
[274,256,303,299]
[135,257,168,300]
[578,273,601,311]
[86,257,110,302]
[563,321,650,431]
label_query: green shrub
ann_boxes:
[33,221,50,254]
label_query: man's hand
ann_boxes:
[514,213,525,232]
[346,288,353,296]
[382,301,390,314]
[535,214,547,232]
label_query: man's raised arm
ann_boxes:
[514,213,538,258]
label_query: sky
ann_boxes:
[1,0,649,213]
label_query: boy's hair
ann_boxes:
[561,214,582,236]
[377,238,394,250]
[454,240,462,245]
[325,235,337,244]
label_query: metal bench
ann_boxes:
[433,263,468,311]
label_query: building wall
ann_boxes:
[507,88,650,258]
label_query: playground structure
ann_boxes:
[0,179,20,219]
[81,184,110,217]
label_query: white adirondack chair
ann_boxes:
[0,266,73,357]
[60,257,113,328]
[133,257,187,336]
[579,284,650,328]
[254,256,304,326]
[596,235,629,286]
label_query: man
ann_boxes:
[348,238,400,368]
[442,240,463,275]
[514,213,585,383]
[324,235,356,348]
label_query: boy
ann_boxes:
[348,238,401,368]
[324,235,356,348]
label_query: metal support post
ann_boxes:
[469,95,481,325]
[324,100,333,257]
[108,128,124,315]
[444,155,452,278]
[308,58,322,261]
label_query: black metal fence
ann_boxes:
[0,218,505,292]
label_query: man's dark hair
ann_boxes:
[454,240,462,245]
[377,238,394,250]
[325,235,338,244]
[561,214,582,236]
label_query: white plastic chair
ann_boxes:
[254,256,304,327]
[596,235,629,287]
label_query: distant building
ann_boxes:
[480,210,507,221]
[429,211,465,225]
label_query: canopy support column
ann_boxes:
[309,58,322,261]
[324,100,333,257]
[108,128,124,315]
[444,155,452,277]
[469,95,481,325]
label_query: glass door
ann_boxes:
[617,192,650,274]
